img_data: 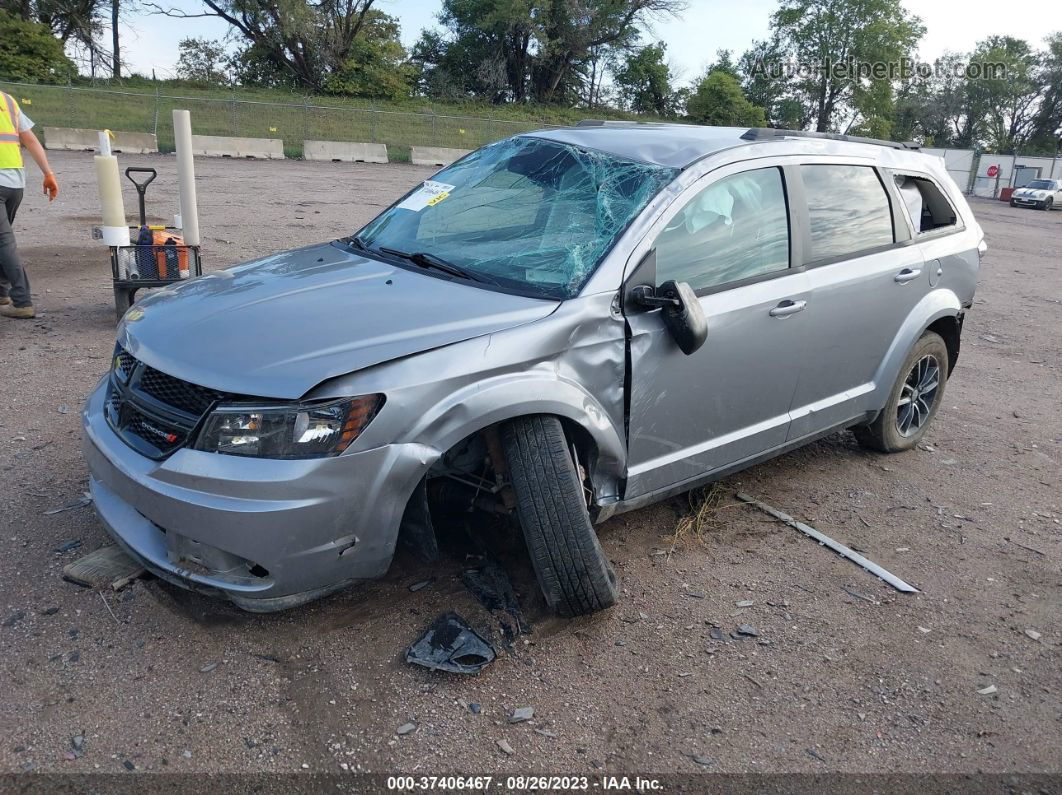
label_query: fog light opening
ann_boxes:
[248,564,270,578]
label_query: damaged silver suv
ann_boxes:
[83,124,984,614]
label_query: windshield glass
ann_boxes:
[356,137,679,298]
[1026,180,1055,189]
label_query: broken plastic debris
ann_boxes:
[736,493,918,593]
[405,611,496,674]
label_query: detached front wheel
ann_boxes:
[502,415,619,617]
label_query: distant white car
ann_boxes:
[1010,179,1062,210]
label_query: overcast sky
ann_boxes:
[118,0,1062,85]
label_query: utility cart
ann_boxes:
[109,167,202,321]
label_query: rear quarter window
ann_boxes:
[801,165,894,262]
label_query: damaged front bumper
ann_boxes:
[82,379,433,611]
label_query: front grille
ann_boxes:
[139,366,222,416]
[106,345,229,459]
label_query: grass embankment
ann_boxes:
[1,79,656,159]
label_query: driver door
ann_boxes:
[624,162,811,499]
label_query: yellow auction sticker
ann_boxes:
[426,191,450,206]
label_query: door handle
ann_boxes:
[894,267,922,283]
[769,299,807,317]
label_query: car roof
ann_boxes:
[525,123,926,170]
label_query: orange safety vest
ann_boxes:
[0,92,24,169]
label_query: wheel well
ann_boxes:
[927,315,961,375]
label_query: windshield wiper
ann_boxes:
[341,234,371,252]
[377,246,492,284]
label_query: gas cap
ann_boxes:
[928,259,942,287]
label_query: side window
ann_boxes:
[893,174,958,234]
[801,165,894,261]
[654,167,790,291]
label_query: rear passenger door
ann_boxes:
[786,162,926,439]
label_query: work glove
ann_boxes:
[43,172,59,201]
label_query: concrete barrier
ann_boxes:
[303,140,388,164]
[189,135,284,159]
[43,127,158,154]
[411,146,470,167]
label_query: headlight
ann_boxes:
[194,395,383,458]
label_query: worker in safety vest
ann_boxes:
[1,91,59,319]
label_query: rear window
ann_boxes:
[894,174,958,233]
[801,165,894,261]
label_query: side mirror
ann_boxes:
[631,280,708,355]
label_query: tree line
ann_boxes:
[1,0,1060,154]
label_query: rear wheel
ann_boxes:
[854,331,949,453]
[501,415,619,617]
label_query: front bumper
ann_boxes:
[1012,195,1045,206]
[82,379,434,611]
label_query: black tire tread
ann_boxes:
[854,331,948,453]
[502,415,618,617]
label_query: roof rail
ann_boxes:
[740,128,920,151]
[575,119,671,128]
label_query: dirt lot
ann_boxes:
[0,152,1059,780]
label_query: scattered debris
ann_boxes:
[395,723,416,736]
[841,585,880,605]
[534,728,558,738]
[917,626,932,634]
[743,673,763,689]
[44,494,92,515]
[735,600,754,608]
[199,662,219,673]
[736,493,919,593]
[70,735,85,759]
[686,589,706,599]
[1005,537,1046,556]
[977,685,998,695]
[708,628,724,641]
[496,739,515,755]
[735,624,758,638]
[40,606,59,616]
[461,559,529,641]
[58,404,70,414]
[3,610,26,628]
[62,545,145,590]
[469,703,481,714]
[54,540,82,554]
[509,707,534,723]
[690,753,714,766]
[806,748,827,764]
[123,760,135,771]
[1024,629,1042,642]
[99,592,121,625]
[408,578,434,592]
[405,612,496,674]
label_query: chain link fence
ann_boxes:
[0,81,560,159]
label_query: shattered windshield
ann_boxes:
[355,137,679,299]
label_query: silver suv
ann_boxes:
[82,124,984,614]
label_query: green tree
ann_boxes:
[148,0,379,92]
[415,0,684,104]
[686,70,766,127]
[969,36,1041,153]
[0,9,76,82]
[175,37,230,85]
[768,0,923,132]
[1027,33,1062,154]
[323,10,412,99]
[614,42,679,116]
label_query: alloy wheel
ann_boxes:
[896,354,941,437]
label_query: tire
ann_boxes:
[1044,198,1054,211]
[501,415,619,617]
[854,331,949,453]
[1009,200,1016,207]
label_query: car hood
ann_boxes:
[118,242,559,399]
[1015,188,1048,197]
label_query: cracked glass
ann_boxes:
[356,137,679,299]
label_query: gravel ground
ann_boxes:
[0,152,1059,778]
